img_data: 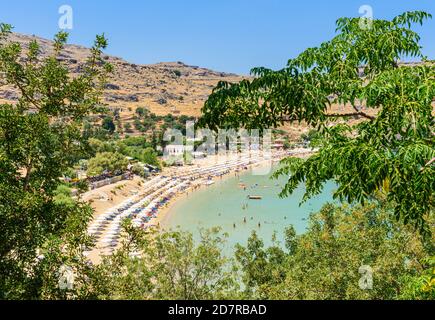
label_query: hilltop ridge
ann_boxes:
[0,32,246,120]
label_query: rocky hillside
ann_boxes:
[2,33,431,141]
[0,33,246,120]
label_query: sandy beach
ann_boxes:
[82,149,314,263]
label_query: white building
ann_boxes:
[165,144,193,156]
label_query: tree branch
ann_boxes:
[13,78,41,110]
[351,105,376,120]
[280,112,375,122]
[420,157,435,172]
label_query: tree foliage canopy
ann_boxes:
[199,11,435,232]
[86,204,434,300]
[88,225,239,300]
[86,152,129,176]
[0,24,112,298]
[235,203,434,300]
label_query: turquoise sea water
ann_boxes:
[162,166,336,251]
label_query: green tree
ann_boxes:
[130,163,147,177]
[135,107,147,117]
[199,11,434,232]
[301,129,323,147]
[86,152,128,176]
[140,147,160,168]
[235,203,434,300]
[90,224,239,300]
[124,122,132,133]
[399,256,435,299]
[53,184,75,208]
[0,24,112,298]
[88,137,115,154]
[133,118,145,132]
[102,116,116,133]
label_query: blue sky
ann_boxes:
[1,0,434,74]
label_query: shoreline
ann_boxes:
[154,160,267,228]
[152,150,314,229]
[84,149,315,263]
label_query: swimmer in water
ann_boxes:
[233,223,236,228]
[243,217,247,223]
[258,222,261,228]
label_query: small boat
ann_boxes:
[204,180,215,186]
[248,195,262,200]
